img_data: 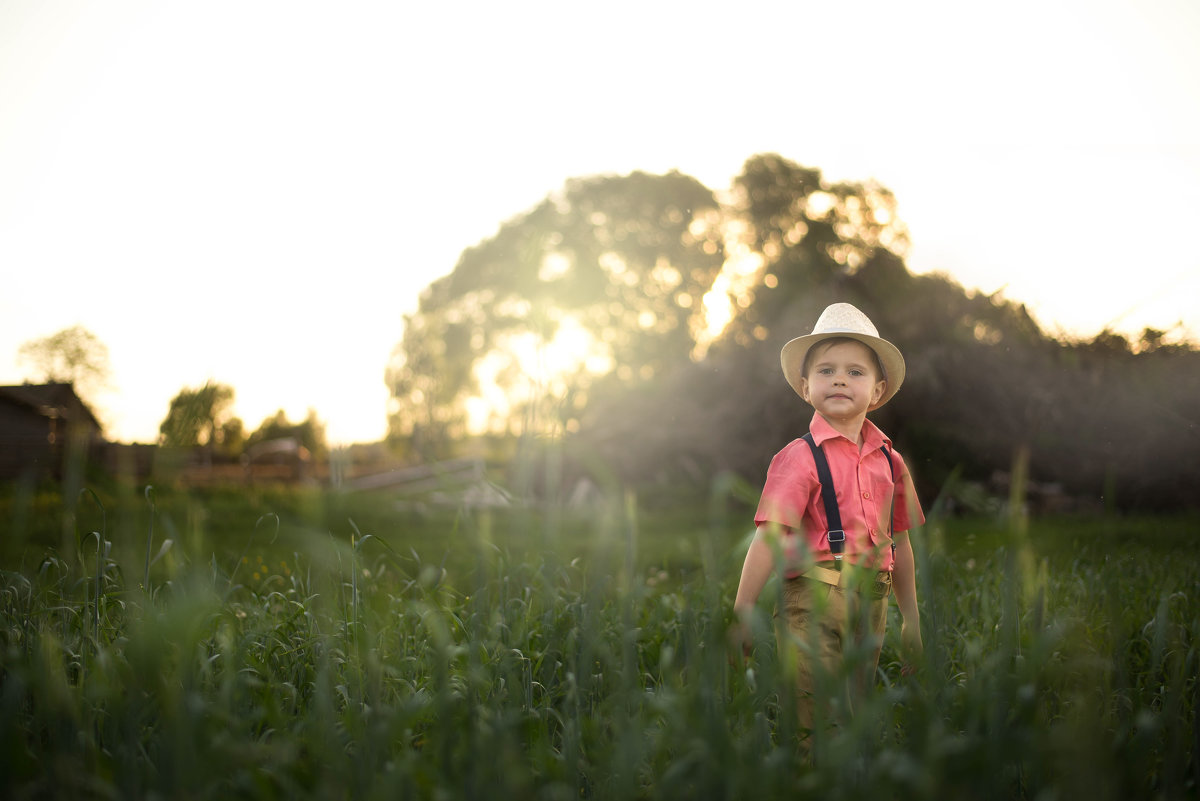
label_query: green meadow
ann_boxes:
[0,479,1196,800]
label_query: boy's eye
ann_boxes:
[818,367,834,375]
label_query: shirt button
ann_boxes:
[862,491,871,499]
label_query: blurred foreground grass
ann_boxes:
[0,480,1196,799]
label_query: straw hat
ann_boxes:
[780,302,905,410]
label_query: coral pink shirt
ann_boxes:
[754,413,924,572]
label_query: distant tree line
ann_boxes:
[389,153,1200,511]
[158,381,327,460]
[15,329,329,463]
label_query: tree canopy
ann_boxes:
[158,381,239,452]
[389,154,1200,511]
[386,169,724,459]
[17,325,111,401]
[247,409,327,458]
[156,385,326,462]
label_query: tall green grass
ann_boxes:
[0,480,1196,800]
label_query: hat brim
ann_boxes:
[780,332,905,411]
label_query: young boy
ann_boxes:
[734,302,924,746]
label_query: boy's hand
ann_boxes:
[900,620,923,676]
[729,608,754,660]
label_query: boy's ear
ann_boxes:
[797,376,810,403]
[872,379,886,404]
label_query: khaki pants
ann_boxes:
[778,565,891,754]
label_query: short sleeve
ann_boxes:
[889,451,925,533]
[754,441,815,532]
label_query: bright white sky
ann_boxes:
[2,0,1198,445]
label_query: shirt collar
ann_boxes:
[808,412,891,450]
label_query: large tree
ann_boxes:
[386,169,725,458]
[571,155,1061,498]
[389,152,1200,509]
[576,150,1200,510]
[714,153,910,350]
[573,155,921,482]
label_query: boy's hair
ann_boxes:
[801,336,886,380]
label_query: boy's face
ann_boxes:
[798,340,887,421]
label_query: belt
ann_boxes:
[798,561,891,590]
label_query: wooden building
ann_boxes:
[0,382,103,480]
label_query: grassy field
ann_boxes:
[0,479,1197,800]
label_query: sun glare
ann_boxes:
[465,315,613,434]
[806,191,836,218]
[538,252,571,281]
[692,222,765,359]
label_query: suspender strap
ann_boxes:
[802,433,844,560]
[802,432,897,564]
[883,443,896,559]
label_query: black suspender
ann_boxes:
[801,432,896,564]
[802,432,846,559]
